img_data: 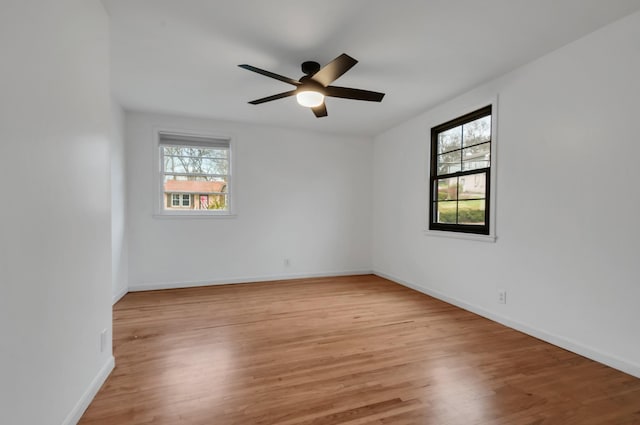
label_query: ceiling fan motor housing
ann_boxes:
[301,61,321,76]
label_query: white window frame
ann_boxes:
[154,128,235,217]
[424,96,498,242]
[170,193,191,208]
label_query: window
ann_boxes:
[170,193,191,208]
[429,105,492,235]
[158,132,232,215]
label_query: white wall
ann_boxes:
[126,112,372,290]
[0,1,114,424]
[111,101,128,302]
[372,11,640,377]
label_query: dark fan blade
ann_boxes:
[311,53,358,86]
[238,64,301,86]
[325,86,385,102]
[248,90,297,105]
[312,103,328,118]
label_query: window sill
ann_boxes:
[424,229,496,243]
[153,212,237,219]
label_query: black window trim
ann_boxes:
[429,105,492,235]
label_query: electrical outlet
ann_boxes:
[498,290,507,304]
[100,329,108,353]
[284,258,290,267]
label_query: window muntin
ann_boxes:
[159,133,231,214]
[430,106,491,234]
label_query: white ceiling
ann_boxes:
[102,0,640,136]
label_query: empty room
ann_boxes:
[2,1,640,424]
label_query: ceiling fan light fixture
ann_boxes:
[240,54,385,117]
[296,90,324,108]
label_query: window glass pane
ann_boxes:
[436,201,457,224]
[162,146,227,158]
[457,200,485,225]
[458,173,486,200]
[463,115,491,147]
[198,148,228,159]
[437,151,461,175]
[162,146,229,174]
[163,177,228,211]
[164,156,228,175]
[163,175,227,183]
[164,157,185,174]
[437,126,462,154]
[200,158,228,175]
[462,142,490,171]
[437,177,458,201]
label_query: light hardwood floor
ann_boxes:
[80,275,640,424]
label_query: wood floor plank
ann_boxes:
[79,275,640,424]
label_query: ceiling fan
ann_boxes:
[238,53,385,118]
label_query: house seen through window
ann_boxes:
[429,105,492,235]
[159,133,231,214]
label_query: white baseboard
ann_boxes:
[374,271,640,379]
[62,355,115,425]
[128,270,373,292]
[112,286,128,305]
